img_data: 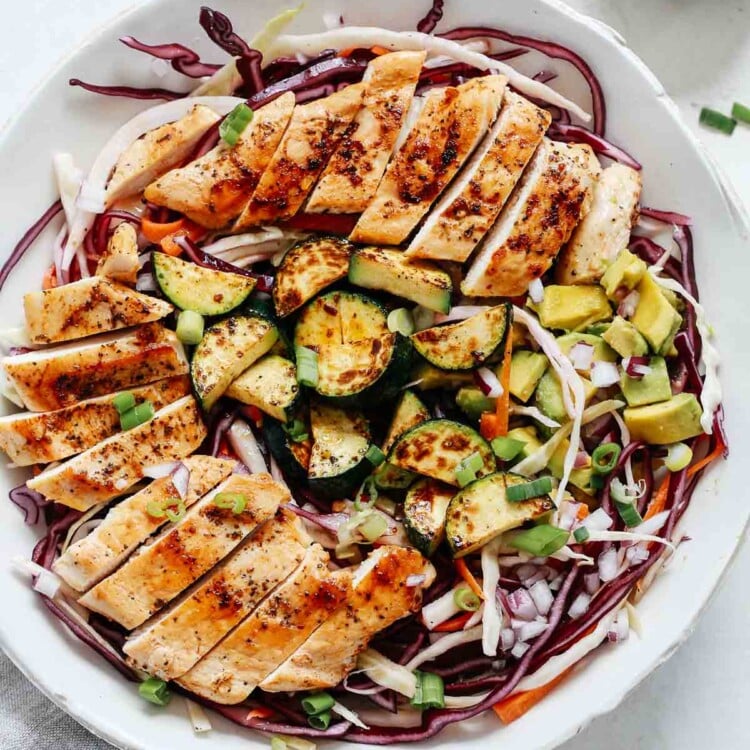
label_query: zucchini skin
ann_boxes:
[263,417,310,484]
[403,478,455,556]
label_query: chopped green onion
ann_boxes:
[586,323,610,336]
[301,691,335,715]
[455,451,483,487]
[365,444,386,467]
[453,585,481,612]
[270,737,288,750]
[112,391,136,415]
[357,512,388,543]
[164,500,186,524]
[508,524,569,557]
[699,107,736,135]
[505,476,553,502]
[120,401,155,431]
[176,309,205,345]
[664,442,693,472]
[410,671,445,710]
[139,676,171,706]
[307,711,332,730]
[214,492,248,514]
[387,307,415,336]
[283,418,309,443]
[592,443,621,475]
[732,101,750,124]
[219,103,254,146]
[295,345,319,388]
[491,436,526,461]
[354,478,377,511]
[573,526,590,544]
[590,473,606,490]
[614,499,643,528]
[145,499,167,519]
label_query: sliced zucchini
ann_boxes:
[263,416,311,484]
[411,304,511,371]
[191,314,277,410]
[445,472,555,557]
[348,247,453,313]
[389,419,496,487]
[226,354,299,421]
[308,402,372,499]
[273,236,353,318]
[153,251,255,315]
[403,478,455,556]
[410,360,474,391]
[294,291,411,407]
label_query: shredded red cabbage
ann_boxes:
[640,206,693,226]
[120,36,222,78]
[9,484,46,526]
[549,122,641,170]
[69,78,184,101]
[416,0,445,34]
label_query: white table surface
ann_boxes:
[0,1,748,748]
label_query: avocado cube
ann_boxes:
[456,387,496,421]
[411,360,474,391]
[620,356,672,407]
[506,426,542,459]
[508,350,549,402]
[631,274,683,354]
[624,392,703,444]
[549,439,594,494]
[602,316,649,358]
[533,285,613,331]
[601,249,647,301]
[557,332,618,363]
[535,370,598,424]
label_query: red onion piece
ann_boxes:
[528,278,545,304]
[143,461,180,479]
[573,450,590,469]
[568,342,594,371]
[475,367,503,398]
[590,361,620,388]
[617,289,641,318]
[517,619,548,642]
[597,548,619,582]
[284,503,349,534]
[583,571,600,595]
[528,580,554,616]
[623,355,652,380]
[507,588,537,621]
[567,592,591,619]
[171,462,191,499]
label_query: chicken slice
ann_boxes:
[349,76,507,246]
[0,375,189,467]
[53,454,234,591]
[554,163,642,285]
[24,276,173,345]
[306,51,426,215]
[144,93,295,229]
[78,473,287,629]
[125,508,310,680]
[3,323,188,412]
[406,92,551,262]
[26,396,206,510]
[233,84,365,230]
[178,543,345,702]
[260,545,436,692]
[96,222,139,286]
[105,105,221,205]
[461,139,601,298]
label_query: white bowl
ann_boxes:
[0,1,747,749]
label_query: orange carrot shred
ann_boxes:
[644,473,670,521]
[42,265,57,290]
[455,558,484,600]
[576,504,590,520]
[493,665,575,725]
[245,706,275,720]
[141,216,185,243]
[433,611,473,633]
[687,436,725,477]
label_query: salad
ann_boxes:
[1,1,727,745]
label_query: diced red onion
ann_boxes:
[556,502,579,531]
[406,574,427,588]
[143,461,180,479]
[568,592,591,620]
[171,462,190,500]
[582,507,613,532]
[590,361,620,388]
[568,342,594,372]
[228,419,267,474]
[476,367,503,398]
[633,509,670,537]
[516,564,538,582]
[500,627,516,652]
[528,278,545,304]
[528,580,554,616]
[507,588,537,621]
[517,619,548,642]
[521,569,547,588]
[597,548,619,582]
[623,355,652,379]
[607,609,630,643]
[583,571,601,595]
[618,289,640,318]
[625,543,650,566]
[510,641,530,659]
[573,450,590,469]
[33,568,62,599]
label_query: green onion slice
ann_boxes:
[357,512,388,543]
[164,500,187,523]
[591,443,621,475]
[354,478,378,511]
[573,526,590,544]
[614,499,643,528]
[387,307,415,336]
[145,499,167,519]
[301,691,335,715]
[139,676,171,706]
[453,584,482,612]
[365,444,386,467]
[732,101,750,124]
[664,442,693,472]
[283,418,309,443]
[699,107,736,134]
[219,103,254,146]
[214,492,248,514]
[295,345,319,388]
[120,401,155,431]
[508,524,569,557]
[410,671,445,710]
[112,390,136,415]
[176,309,205,345]
[307,711,332,730]
[505,476,553,502]
[491,436,526,462]
[455,451,483,487]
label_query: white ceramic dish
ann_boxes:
[0,1,747,748]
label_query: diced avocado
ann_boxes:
[410,360,474,391]
[509,350,549,403]
[455,387,496,422]
[602,316,649,358]
[549,440,594,494]
[535,370,598,424]
[600,249,647,301]
[624,393,704,445]
[630,273,682,354]
[510,321,532,350]
[532,285,612,331]
[620,356,672,407]
[506,426,542,460]
[557,332,618,363]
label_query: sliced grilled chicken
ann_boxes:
[125,508,310,680]
[461,139,601,297]
[554,163,642,285]
[406,92,551,262]
[306,51,426,215]
[144,93,295,229]
[233,84,365,230]
[178,543,345,702]
[53,455,234,591]
[3,323,188,412]
[79,473,287,629]
[96,222,139,286]
[24,276,173,344]
[105,104,221,205]
[0,376,189,467]
[349,76,507,246]
[26,396,206,510]
[260,545,435,692]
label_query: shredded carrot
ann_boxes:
[644,473,670,521]
[455,558,484,600]
[493,665,575,724]
[370,45,391,56]
[158,219,206,257]
[141,216,185,243]
[687,435,725,477]
[576,503,590,520]
[480,331,513,440]
[433,611,473,633]
[42,264,57,290]
[245,706,275,721]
